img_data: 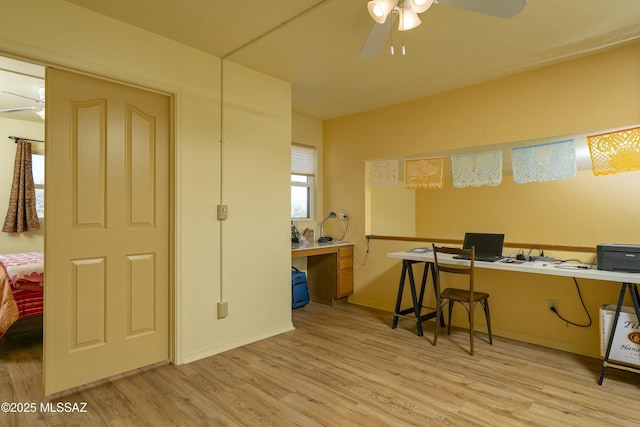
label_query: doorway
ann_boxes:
[0,55,175,396]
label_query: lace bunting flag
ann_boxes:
[451,150,502,188]
[404,157,445,189]
[511,139,576,183]
[587,126,640,176]
[365,159,399,187]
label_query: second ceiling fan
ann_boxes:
[0,88,45,120]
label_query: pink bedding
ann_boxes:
[0,252,44,290]
[0,252,44,337]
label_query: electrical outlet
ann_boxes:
[339,209,346,219]
[217,204,228,220]
[218,301,228,318]
[548,299,558,312]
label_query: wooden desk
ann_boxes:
[387,250,640,384]
[292,242,353,305]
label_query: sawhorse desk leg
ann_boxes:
[392,260,443,336]
[598,282,640,385]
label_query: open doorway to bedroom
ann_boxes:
[0,55,45,343]
[0,54,174,396]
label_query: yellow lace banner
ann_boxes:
[587,126,640,176]
[404,157,444,189]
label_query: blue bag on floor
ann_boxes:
[291,267,310,308]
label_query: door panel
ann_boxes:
[44,68,170,395]
[73,101,106,227]
[71,258,106,349]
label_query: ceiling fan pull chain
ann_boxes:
[390,23,395,55]
[402,29,406,55]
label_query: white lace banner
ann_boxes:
[365,159,399,187]
[451,150,502,188]
[404,157,444,189]
[512,139,576,183]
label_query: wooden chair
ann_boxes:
[431,244,493,355]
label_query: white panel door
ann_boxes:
[44,68,170,395]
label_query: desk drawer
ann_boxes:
[339,257,353,270]
[338,246,353,257]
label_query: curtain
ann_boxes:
[2,139,40,232]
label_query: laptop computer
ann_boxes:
[454,232,505,262]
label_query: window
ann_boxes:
[31,149,44,220]
[291,144,316,220]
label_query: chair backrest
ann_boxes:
[432,244,475,294]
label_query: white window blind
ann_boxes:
[292,144,316,176]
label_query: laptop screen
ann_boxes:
[462,233,505,257]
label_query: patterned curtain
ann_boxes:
[2,139,40,232]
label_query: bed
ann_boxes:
[0,252,44,339]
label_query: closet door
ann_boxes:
[44,68,171,395]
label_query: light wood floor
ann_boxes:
[2,302,640,426]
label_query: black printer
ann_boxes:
[597,244,640,272]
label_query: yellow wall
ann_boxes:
[0,117,44,252]
[323,42,640,357]
[0,0,293,368]
[416,168,640,247]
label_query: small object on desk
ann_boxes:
[407,247,431,253]
[291,222,300,244]
[501,258,524,264]
[553,264,593,270]
[304,228,314,242]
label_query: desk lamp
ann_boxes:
[318,211,337,242]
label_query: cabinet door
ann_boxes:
[337,268,353,298]
[337,246,353,298]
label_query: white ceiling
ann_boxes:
[2,0,640,122]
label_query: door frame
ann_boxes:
[0,49,179,371]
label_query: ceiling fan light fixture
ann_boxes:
[367,0,396,24]
[35,109,45,120]
[411,0,434,13]
[398,4,421,31]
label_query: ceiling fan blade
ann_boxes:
[1,90,44,104]
[360,13,397,58]
[435,0,526,19]
[0,107,40,113]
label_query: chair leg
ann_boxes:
[447,300,453,335]
[482,299,493,345]
[469,301,475,356]
[433,299,441,346]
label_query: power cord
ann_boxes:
[337,216,349,242]
[353,234,371,266]
[550,277,592,328]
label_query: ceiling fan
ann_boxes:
[361,0,527,58]
[0,88,45,119]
